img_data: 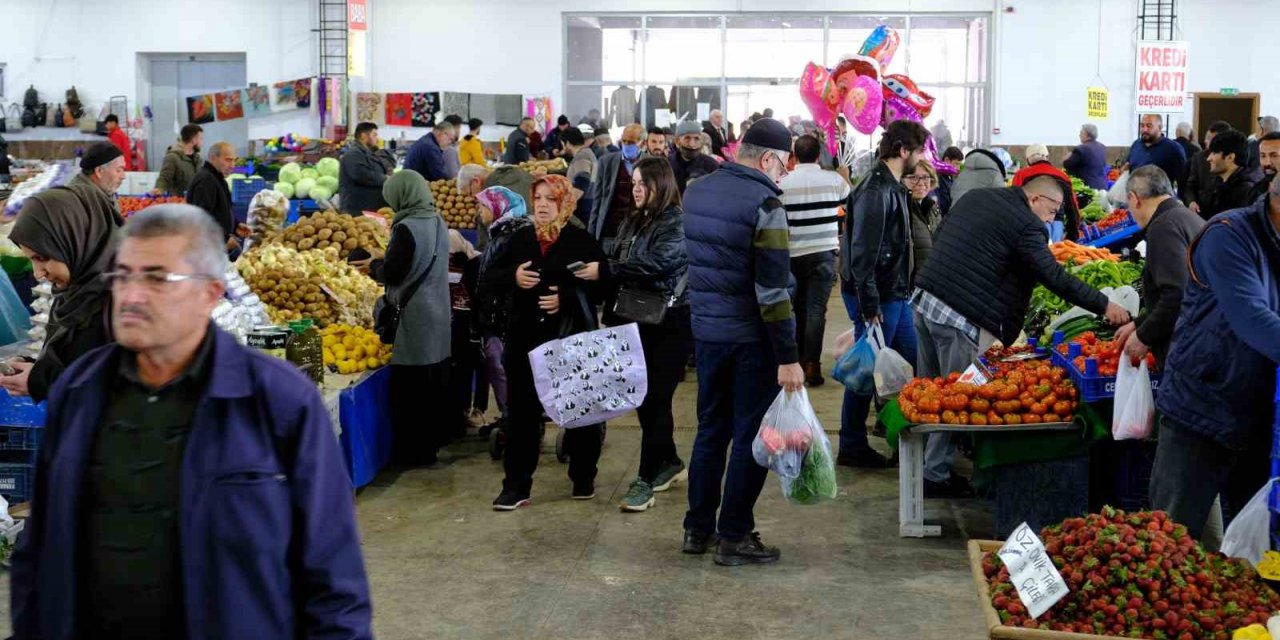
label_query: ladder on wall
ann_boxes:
[316,0,348,136]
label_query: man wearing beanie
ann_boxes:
[545,115,572,159]
[670,120,719,193]
[65,141,125,226]
[682,118,802,566]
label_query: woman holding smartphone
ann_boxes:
[1,188,116,402]
[575,156,691,512]
[483,174,608,511]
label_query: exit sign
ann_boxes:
[1220,87,1239,96]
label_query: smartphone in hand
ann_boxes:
[566,261,587,272]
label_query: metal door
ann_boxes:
[147,57,247,170]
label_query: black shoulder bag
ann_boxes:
[374,252,437,345]
[612,271,687,326]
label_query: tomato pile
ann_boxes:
[119,195,185,218]
[982,508,1278,639]
[899,360,1078,426]
[1057,331,1157,377]
[1095,208,1133,233]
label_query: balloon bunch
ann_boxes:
[799,25,957,177]
[264,133,310,154]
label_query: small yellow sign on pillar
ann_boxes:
[1087,87,1109,120]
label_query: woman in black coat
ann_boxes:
[2,188,114,402]
[483,174,608,510]
[576,157,690,512]
[905,161,941,285]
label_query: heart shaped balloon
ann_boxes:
[841,75,883,135]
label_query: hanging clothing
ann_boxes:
[696,86,722,113]
[609,86,638,128]
[668,87,697,120]
[643,86,667,128]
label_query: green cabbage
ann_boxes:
[295,177,316,199]
[274,182,295,199]
[301,167,319,181]
[309,185,334,202]
[278,162,303,184]
[316,175,339,191]
[316,157,340,179]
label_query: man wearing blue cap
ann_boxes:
[682,118,802,566]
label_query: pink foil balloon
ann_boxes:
[799,62,841,133]
[841,75,883,135]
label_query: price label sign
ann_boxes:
[998,523,1070,619]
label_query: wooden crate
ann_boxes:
[968,540,1114,640]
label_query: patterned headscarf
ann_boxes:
[530,174,581,247]
[474,186,526,220]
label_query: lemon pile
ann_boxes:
[321,324,392,374]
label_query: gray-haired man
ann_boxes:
[12,205,372,639]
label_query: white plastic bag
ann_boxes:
[1112,357,1154,440]
[874,327,914,398]
[1107,170,1130,205]
[1221,479,1276,567]
[753,388,822,479]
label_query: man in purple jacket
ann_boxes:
[10,205,373,640]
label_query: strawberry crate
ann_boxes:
[1048,341,1161,404]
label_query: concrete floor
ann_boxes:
[356,297,997,640]
[0,297,999,639]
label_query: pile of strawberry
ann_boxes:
[981,508,1278,639]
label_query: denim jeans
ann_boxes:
[790,251,837,365]
[684,341,778,542]
[838,293,917,457]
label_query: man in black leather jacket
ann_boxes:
[836,120,928,468]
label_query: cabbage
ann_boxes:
[274,182,295,199]
[301,168,319,181]
[278,162,303,184]
[316,175,339,191]
[310,185,334,202]
[295,177,316,199]
[316,157,340,179]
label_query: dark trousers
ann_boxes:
[684,341,777,542]
[450,311,485,425]
[633,307,693,482]
[1149,416,1270,540]
[503,339,602,495]
[389,361,451,466]
[790,251,837,365]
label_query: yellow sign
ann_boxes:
[1087,87,1109,120]
[348,30,367,77]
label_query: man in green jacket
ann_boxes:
[153,124,203,195]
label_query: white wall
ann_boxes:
[1,0,317,142]
[2,0,1277,150]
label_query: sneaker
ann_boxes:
[803,362,825,387]
[836,448,890,469]
[651,460,688,493]
[571,482,596,500]
[620,478,656,512]
[924,476,976,499]
[714,532,781,566]
[492,490,531,511]
[682,529,715,555]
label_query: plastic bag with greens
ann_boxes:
[780,424,838,505]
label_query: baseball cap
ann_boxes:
[741,118,792,153]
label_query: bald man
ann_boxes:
[1127,114,1188,194]
[186,142,242,250]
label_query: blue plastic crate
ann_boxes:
[1049,336,1162,403]
[285,199,323,227]
[231,177,269,204]
[0,425,41,451]
[0,461,34,502]
[0,390,46,427]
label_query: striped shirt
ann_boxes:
[780,164,851,257]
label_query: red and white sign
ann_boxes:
[1134,41,1189,113]
[347,0,367,31]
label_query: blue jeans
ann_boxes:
[838,293,917,457]
[684,341,778,542]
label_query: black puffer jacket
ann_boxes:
[604,204,689,320]
[915,187,1110,346]
[474,214,533,336]
[1202,165,1265,218]
[841,161,912,318]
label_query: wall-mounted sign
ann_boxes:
[1135,41,1189,113]
[1087,87,1109,120]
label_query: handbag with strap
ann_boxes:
[373,251,438,345]
[612,271,687,326]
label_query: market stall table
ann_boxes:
[322,367,392,489]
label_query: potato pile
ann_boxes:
[517,158,567,174]
[268,210,387,258]
[428,179,478,230]
[237,244,383,328]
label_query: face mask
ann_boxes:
[678,147,699,161]
[621,144,640,161]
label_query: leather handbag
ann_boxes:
[612,272,687,326]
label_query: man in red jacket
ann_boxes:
[103,114,133,171]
